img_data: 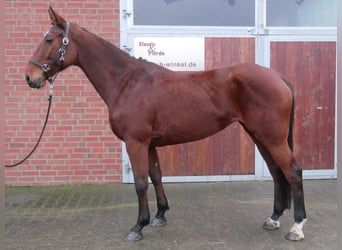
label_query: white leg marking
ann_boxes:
[288,219,307,240]
[263,217,280,230]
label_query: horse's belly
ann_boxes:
[151,114,236,147]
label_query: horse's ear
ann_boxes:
[48,6,66,29]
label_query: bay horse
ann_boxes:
[25,7,307,242]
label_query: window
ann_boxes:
[267,0,337,27]
[133,0,255,26]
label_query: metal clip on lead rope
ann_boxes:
[49,81,54,95]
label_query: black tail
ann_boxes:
[281,77,295,151]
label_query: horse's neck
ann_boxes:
[74,28,135,108]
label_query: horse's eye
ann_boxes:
[46,38,53,44]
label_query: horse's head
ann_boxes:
[25,7,76,89]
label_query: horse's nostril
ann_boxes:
[25,74,31,84]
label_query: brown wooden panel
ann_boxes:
[158,38,255,176]
[270,42,335,170]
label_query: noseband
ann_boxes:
[29,22,70,83]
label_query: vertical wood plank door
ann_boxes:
[270,41,336,170]
[158,38,256,176]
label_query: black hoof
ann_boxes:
[125,231,142,242]
[150,217,167,228]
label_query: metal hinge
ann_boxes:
[124,163,132,173]
[122,45,132,53]
[122,10,132,19]
[248,27,269,36]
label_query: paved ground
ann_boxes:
[5,180,336,250]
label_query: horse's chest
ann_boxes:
[108,108,129,141]
[108,106,152,142]
[108,116,124,141]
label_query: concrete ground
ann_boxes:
[5,180,336,250]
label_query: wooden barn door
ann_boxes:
[270,41,336,170]
[157,38,256,178]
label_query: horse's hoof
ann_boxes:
[285,219,306,241]
[150,217,167,228]
[125,231,142,242]
[285,231,304,241]
[263,217,280,230]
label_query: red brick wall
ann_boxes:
[5,0,122,186]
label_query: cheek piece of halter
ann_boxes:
[28,22,70,86]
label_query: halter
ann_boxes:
[29,22,70,84]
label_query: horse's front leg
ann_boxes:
[125,140,150,242]
[148,146,169,228]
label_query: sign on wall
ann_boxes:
[133,37,204,71]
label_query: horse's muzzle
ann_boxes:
[25,74,44,89]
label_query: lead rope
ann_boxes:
[5,75,63,168]
[5,84,54,168]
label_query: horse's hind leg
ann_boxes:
[148,146,169,227]
[263,167,292,230]
[266,143,307,241]
[252,139,292,230]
